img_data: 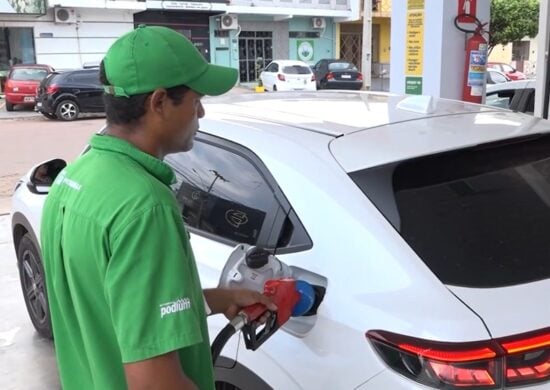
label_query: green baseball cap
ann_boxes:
[103,25,238,97]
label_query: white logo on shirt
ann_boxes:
[53,171,82,191]
[160,298,191,318]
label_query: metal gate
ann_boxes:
[238,31,273,83]
[340,32,361,71]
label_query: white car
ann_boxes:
[259,60,316,92]
[11,91,550,389]
[486,79,536,114]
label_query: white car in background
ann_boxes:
[486,79,536,114]
[11,91,550,389]
[259,60,316,92]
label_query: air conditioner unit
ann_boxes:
[312,17,326,29]
[220,14,238,30]
[54,7,76,24]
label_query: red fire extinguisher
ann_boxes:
[455,14,489,104]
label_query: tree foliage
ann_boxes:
[489,0,539,50]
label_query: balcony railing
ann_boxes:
[229,0,350,10]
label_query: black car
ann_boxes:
[312,59,363,90]
[36,68,104,121]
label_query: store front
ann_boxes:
[134,10,223,62]
[0,27,36,70]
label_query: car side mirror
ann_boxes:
[29,158,67,194]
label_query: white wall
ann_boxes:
[1,8,135,69]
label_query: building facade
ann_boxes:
[339,0,391,91]
[0,0,360,87]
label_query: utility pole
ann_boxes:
[361,0,373,90]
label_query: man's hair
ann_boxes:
[99,60,190,126]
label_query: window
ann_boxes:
[488,70,508,84]
[328,62,357,71]
[350,134,550,288]
[266,63,278,72]
[165,136,312,252]
[282,65,311,74]
[9,68,48,81]
[68,71,100,85]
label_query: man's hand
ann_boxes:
[203,288,277,320]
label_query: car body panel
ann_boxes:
[11,91,550,389]
[488,62,528,81]
[448,280,550,338]
[330,110,547,171]
[5,64,53,106]
[486,79,536,114]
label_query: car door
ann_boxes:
[314,60,327,83]
[261,62,278,88]
[67,70,102,111]
[163,132,311,364]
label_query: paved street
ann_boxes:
[0,116,103,215]
[0,85,256,215]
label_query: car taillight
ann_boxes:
[277,74,286,81]
[46,84,59,94]
[357,72,363,81]
[368,330,501,388]
[311,74,316,82]
[326,72,334,80]
[501,330,550,386]
[4,80,12,92]
[367,328,550,389]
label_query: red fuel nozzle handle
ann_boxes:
[241,302,269,323]
[239,279,301,351]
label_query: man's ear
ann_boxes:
[148,88,169,116]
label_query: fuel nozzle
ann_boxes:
[238,278,316,351]
[211,278,319,364]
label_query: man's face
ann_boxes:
[156,89,205,154]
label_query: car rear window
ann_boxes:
[282,65,311,74]
[9,68,48,81]
[328,62,357,71]
[349,134,550,288]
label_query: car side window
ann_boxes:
[165,136,312,252]
[167,140,276,246]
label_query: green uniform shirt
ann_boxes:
[41,134,214,390]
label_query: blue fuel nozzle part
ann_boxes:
[292,280,315,317]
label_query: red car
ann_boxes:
[4,64,54,111]
[487,62,527,81]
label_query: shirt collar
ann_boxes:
[89,134,176,186]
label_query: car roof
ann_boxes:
[10,64,51,69]
[205,91,499,137]
[272,60,310,66]
[486,79,536,93]
[203,91,550,171]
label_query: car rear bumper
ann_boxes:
[35,96,56,114]
[276,82,316,92]
[323,80,363,90]
[5,93,36,105]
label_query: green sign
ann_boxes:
[405,76,423,95]
[297,40,314,62]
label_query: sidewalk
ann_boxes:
[0,198,10,216]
